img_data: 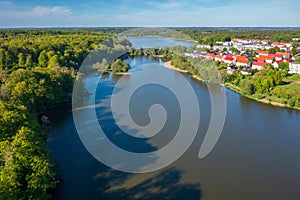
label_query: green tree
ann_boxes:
[109,59,130,72]
[274,71,282,85]
[279,62,289,70]
[38,50,48,68]
[18,53,26,67]
[48,55,61,68]
[0,48,5,70]
[241,79,255,95]
[25,54,34,68]
[268,48,277,54]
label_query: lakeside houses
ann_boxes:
[187,38,300,75]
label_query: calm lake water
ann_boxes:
[47,39,300,200]
[127,37,195,49]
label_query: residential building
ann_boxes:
[276,52,290,59]
[289,62,300,74]
[252,62,265,70]
[273,60,283,68]
[241,70,252,75]
[215,55,223,62]
[256,50,269,57]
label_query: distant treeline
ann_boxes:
[177,29,300,45]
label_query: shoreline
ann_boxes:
[163,61,188,73]
[165,60,300,111]
[114,72,131,75]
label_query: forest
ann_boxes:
[0,29,114,199]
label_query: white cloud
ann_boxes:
[0,1,75,27]
[33,6,72,17]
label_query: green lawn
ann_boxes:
[283,74,300,82]
[279,83,300,91]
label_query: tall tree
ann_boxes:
[38,50,48,68]
[47,55,60,68]
[18,53,26,67]
[25,54,33,68]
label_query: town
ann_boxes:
[186,38,300,75]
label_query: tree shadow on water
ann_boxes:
[88,167,202,200]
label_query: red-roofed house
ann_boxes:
[276,52,290,58]
[225,54,234,58]
[262,40,270,45]
[236,59,249,67]
[215,55,223,62]
[236,55,247,61]
[272,42,292,48]
[224,56,234,64]
[206,53,215,60]
[256,56,267,62]
[284,58,293,63]
[273,60,283,68]
[268,54,283,61]
[265,55,275,64]
[256,50,269,57]
[252,62,265,71]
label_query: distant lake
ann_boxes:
[47,38,300,200]
[127,37,195,49]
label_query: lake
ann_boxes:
[47,39,300,200]
[127,37,195,49]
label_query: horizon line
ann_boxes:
[1,26,300,30]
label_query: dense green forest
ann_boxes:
[0,29,114,199]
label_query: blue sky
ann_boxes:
[0,0,299,27]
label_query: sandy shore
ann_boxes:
[256,98,287,108]
[163,61,188,73]
[114,72,131,75]
[191,74,203,81]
